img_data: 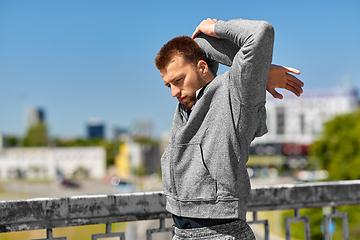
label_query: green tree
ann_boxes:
[305,108,360,240]
[310,109,360,180]
[23,123,48,147]
[4,135,20,147]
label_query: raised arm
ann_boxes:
[194,19,304,100]
[193,19,241,70]
[195,18,275,106]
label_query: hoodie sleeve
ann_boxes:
[195,18,274,106]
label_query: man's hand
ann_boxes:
[267,64,304,99]
[192,18,219,39]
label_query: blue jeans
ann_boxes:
[173,219,255,240]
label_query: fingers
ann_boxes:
[283,66,301,75]
[268,64,304,98]
[192,18,218,39]
[268,88,283,99]
[284,67,304,96]
[286,76,303,94]
[285,82,302,97]
[287,73,304,87]
[282,66,303,88]
[206,18,218,23]
[285,72,304,96]
[192,28,201,39]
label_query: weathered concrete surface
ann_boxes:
[0,191,170,232]
[248,180,360,211]
[1,180,360,233]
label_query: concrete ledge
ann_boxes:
[1,180,360,233]
[248,180,360,211]
[0,191,169,232]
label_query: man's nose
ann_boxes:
[171,85,180,98]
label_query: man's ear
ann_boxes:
[197,60,208,75]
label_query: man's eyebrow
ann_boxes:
[164,74,182,87]
[170,74,183,82]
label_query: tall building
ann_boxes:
[247,87,358,178]
[27,107,45,128]
[87,120,105,139]
[131,119,153,139]
[115,140,160,180]
[0,134,5,151]
[113,127,130,141]
[252,87,358,145]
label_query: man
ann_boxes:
[155,18,303,239]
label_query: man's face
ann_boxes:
[160,54,206,111]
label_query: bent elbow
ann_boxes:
[257,21,275,43]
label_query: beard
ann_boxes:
[182,72,205,111]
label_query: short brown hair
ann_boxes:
[155,35,206,70]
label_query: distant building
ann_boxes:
[87,120,105,139]
[115,143,131,180]
[113,127,130,141]
[247,87,358,175]
[131,119,153,139]
[143,144,160,174]
[253,87,358,145]
[115,140,160,180]
[0,134,5,151]
[0,147,106,180]
[27,107,45,128]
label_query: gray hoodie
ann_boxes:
[161,19,274,220]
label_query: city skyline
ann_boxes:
[1,1,360,139]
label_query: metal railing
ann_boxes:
[1,180,360,240]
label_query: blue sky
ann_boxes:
[1,0,359,139]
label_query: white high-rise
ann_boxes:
[252,87,358,145]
